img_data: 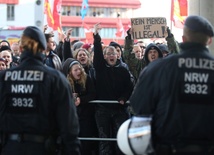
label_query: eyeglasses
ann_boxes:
[106,52,116,56]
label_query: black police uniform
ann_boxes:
[0,26,80,155]
[130,16,214,155]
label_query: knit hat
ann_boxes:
[73,41,84,51]
[0,40,11,48]
[62,58,80,76]
[82,43,91,51]
[0,45,11,52]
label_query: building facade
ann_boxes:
[0,0,141,45]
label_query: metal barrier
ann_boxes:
[89,100,130,104]
[79,137,116,141]
[79,100,130,141]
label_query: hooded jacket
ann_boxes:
[144,43,163,65]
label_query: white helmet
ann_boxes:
[117,116,153,155]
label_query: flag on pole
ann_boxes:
[44,0,54,28]
[83,22,93,41]
[52,0,62,33]
[171,0,188,28]
[44,0,62,33]
[81,0,89,20]
[115,18,124,37]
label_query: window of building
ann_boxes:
[63,27,117,38]
[7,5,15,21]
[61,6,129,18]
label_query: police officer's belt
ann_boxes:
[8,134,46,143]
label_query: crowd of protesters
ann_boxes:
[0,24,179,155]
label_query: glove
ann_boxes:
[126,28,132,39]
[167,27,173,38]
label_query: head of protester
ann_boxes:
[128,15,214,155]
[0,26,80,155]
[158,44,170,57]
[63,58,87,89]
[144,43,163,65]
[73,48,92,67]
[0,46,14,69]
[132,44,143,60]
[103,46,119,66]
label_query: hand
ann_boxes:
[127,28,132,39]
[167,27,173,38]
[66,28,73,40]
[119,100,125,105]
[58,32,66,42]
[94,23,101,35]
[43,24,48,33]
[75,97,80,106]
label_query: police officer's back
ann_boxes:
[130,16,214,155]
[0,26,80,155]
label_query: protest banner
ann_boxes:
[131,17,167,39]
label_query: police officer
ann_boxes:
[0,26,81,155]
[130,15,214,155]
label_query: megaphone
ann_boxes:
[117,116,153,155]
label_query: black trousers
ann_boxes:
[95,108,130,155]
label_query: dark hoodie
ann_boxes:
[144,43,163,65]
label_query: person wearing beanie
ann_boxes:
[62,58,97,155]
[158,44,170,57]
[0,39,10,48]
[0,57,7,71]
[130,15,214,155]
[0,26,80,155]
[82,43,92,52]
[73,41,84,52]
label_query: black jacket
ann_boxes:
[130,42,214,145]
[93,33,133,109]
[0,50,80,155]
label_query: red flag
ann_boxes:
[83,22,93,41]
[171,0,188,28]
[52,0,62,32]
[44,0,54,28]
[124,20,131,32]
[115,18,124,37]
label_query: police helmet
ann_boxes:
[117,116,153,155]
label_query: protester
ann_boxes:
[44,33,62,70]
[62,29,96,85]
[0,46,17,68]
[63,58,97,155]
[93,23,133,155]
[124,29,145,81]
[0,26,81,155]
[158,44,170,57]
[130,15,214,155]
